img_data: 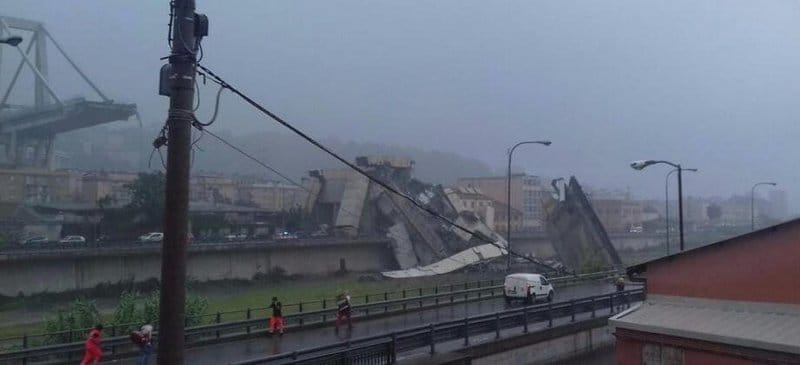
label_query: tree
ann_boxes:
[126,172,166,231]
[707,204,722,221]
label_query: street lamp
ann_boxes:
[665,168,697,255]
[0,36,22,46]
[631,159,688,251]
[506,140,551,272]
[751,182,777,231]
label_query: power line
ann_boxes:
[195,63,555,270]
[200,126,303,187]
[195,124,478,268]
[194,124,371,226]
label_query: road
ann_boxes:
[117,280,620,365]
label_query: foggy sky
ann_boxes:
[3,0,799,212]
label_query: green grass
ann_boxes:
[0,271,500,339]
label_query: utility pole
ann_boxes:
[158,0,196,363]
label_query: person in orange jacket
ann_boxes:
[80,324,103,365]
[268,297,285,335]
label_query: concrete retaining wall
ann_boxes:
[0,239,397,296]
[472,324,614,365]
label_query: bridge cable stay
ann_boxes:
[0,17,62,106]
[193,63,557,271]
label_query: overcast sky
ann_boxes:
[3,0,799,212]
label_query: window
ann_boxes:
[540,277,550,286]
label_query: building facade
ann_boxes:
[236,181,303,212]
[0,168,81,204]
[81,171,138,205]
[189,175,237,204]
[445,186,496,229]
[612,219,800,365]
[457,174,547,231]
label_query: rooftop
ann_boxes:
[627,217,800,277]
[611,295,800,355]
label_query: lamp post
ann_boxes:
[631,160,688,251]
[506,140,551,272]
[665,168,697,255]
[0,36,22,46]
[751,182,777,231]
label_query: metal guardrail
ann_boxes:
[0,237,380,254]
[0,276,512,352]
[0,270,619,364]
[232,288,645,365]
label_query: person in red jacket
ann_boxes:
[80,324,103,365]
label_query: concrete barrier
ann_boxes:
[0,239,397,296]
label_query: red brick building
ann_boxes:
[611,219,800,365]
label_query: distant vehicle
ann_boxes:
[629,225,644,234]
[503,273,554,304]
[225,233,247,242]
[274,232,298,240]
[138,232,163,243]
[59,235,86,244]
[310,230,329,238]
[21,236,48,245]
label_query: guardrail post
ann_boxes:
[344,341,352,365]
[419,288,423,297]
[110,325,117,355]
[246,308,252,334]
[547,302,553,328]
[216,312,221,338]
[495,313,501,339]
[299,301,304,313]
[390,332,397,364]
[610,293,615,314]
[463,317,470,346]
[429,324,436,354]
[323,298,327,309]
[402,289,406,299]
[435,287,439,304]
[450,284,454,292]
[365,294,369,304]
[523,306,528,333]
[570,300,576,322]
[21,334,28,365]
[591,297,596,318]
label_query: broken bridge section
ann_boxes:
[543,176,624,272]
[0,15,137,169]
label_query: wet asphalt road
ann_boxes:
[115,280,621,365]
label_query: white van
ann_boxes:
[503,273,554,304]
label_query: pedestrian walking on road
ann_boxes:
[79,324,103,365]
[131,324,153,365]
[335,293,352,330]
[269,297,285,335]
[615,276,625,292]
